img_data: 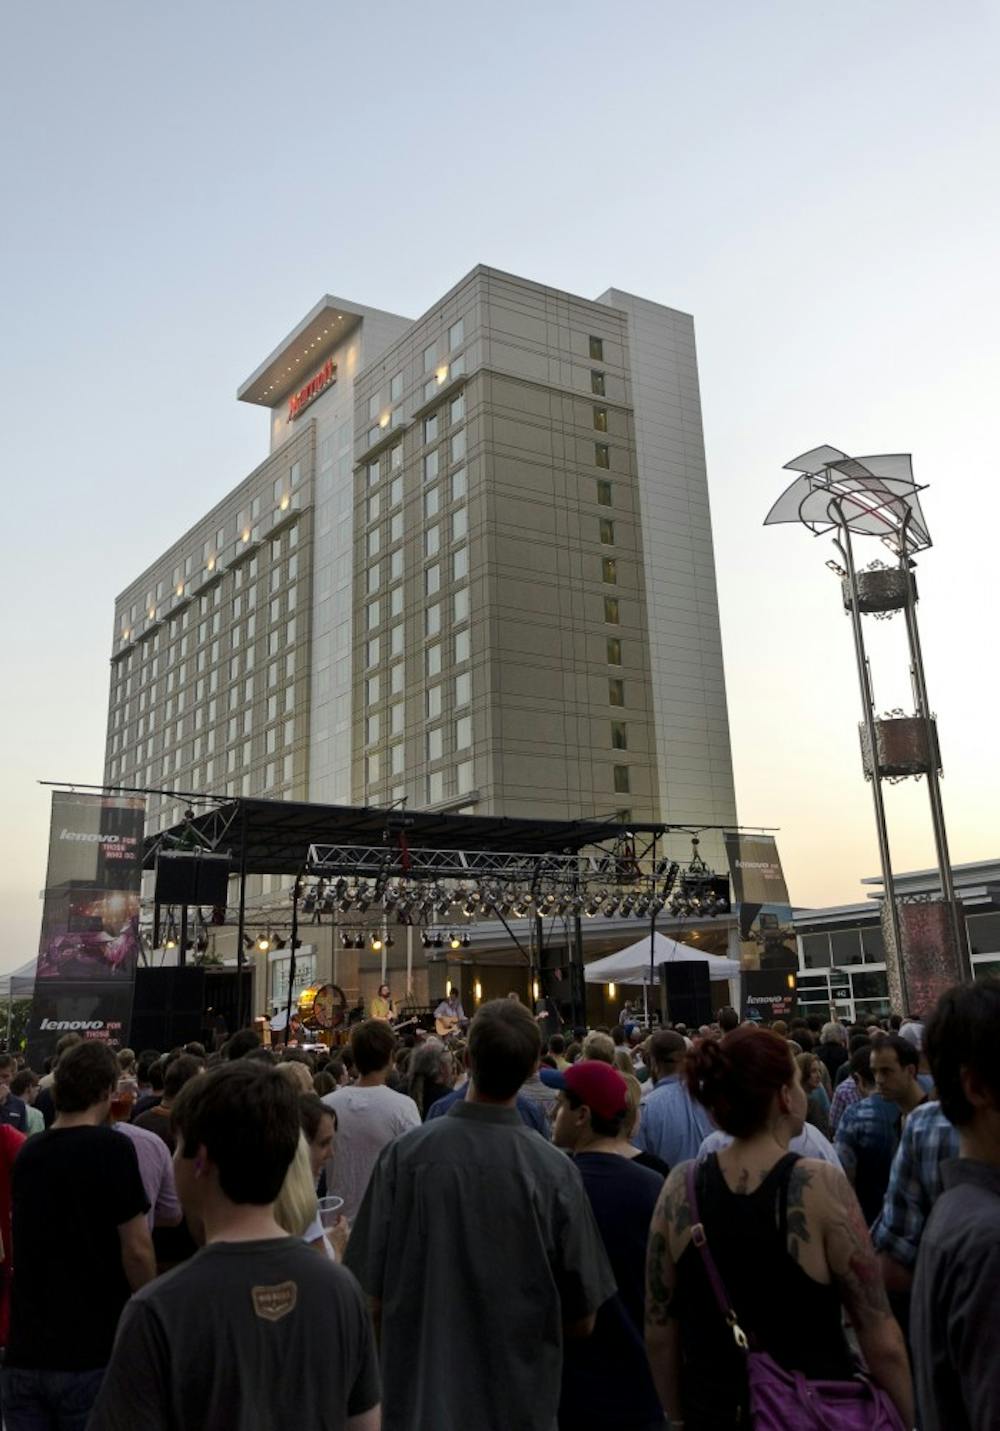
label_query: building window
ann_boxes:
[451,467,467,501]
[609,677,625,707]
[427,685,442,719]
[455,714,472,750]
[424,414,438,444]
[367,493,380,524]
[426,644,442,678]
[368,393,381,421]
[452,508,468,541]
[423,451,439,482]
[367,529,380,558]
[593,407,608,432]
[424,487,440,520]
[425,604,441,637]
[390,550,404,582]
[589,336,604,360]
[426,728,443,761]
[389,512,403,543]
[604,596,620,624]
[613,764,630,794]
[366,714,380,745]
[366,637,380,668]
[423,342,437,373]
[453,546,468,581]
[599,518,615,545]
[390,625,404,657]
[367,427,380,448]
[448,317,465,350]
[390,444,403,470]
[451,352,466,379]
[389,476,402,507]
[453,588,470,623]
[390,587,403,618]
[390,702,404,735]
[425,564,440,596]
[450,430,466,462]
[602,557,617,584]
[366,752,381,783]
[606,637,622,665]
[455,671,471,706]
[390,372,403,402]
[591,370,606,396]
[366,601,380,631]
[455,629,470,663]
[427,770,444,803]
[611,721,627,750]
[366,675,380,706]
[425,526,440,557]
[390,743,404,776]
[450,393,465,424]
[595,443,610,469]
[457,760,474,794]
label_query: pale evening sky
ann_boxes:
[2,1,998,975]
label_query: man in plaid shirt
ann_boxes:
[872,1099,959,1293]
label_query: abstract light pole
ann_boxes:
[765,446,971,1015]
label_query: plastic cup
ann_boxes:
[317,1195,344,1230]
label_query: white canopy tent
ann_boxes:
[585,932,741,1023]
[0,958,37,1001]
[583,931,741,985]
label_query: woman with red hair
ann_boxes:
[0,1123,24,1347]
[644,1025,912,1429]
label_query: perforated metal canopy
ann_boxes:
[765,445,931,555]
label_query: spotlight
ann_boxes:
[322,892,336,914]
[584,896,602,918]
[302,890,317,914]
[463,896,478,917]
[164,937,176,950]
[371,935,383,952]
[449,933,461,950]
[460,933,471,948]
[333,878,348,898]
[421,932,432,949]
[648,896,665,917]
[384,934,395,948]
[433,932,444,949]
[355,883,372,914]
[256,935,271,952]
[602,897,620,918]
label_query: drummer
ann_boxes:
[369,983,396,1023]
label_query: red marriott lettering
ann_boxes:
[288,357,337,420]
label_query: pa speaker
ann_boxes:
[154,852,230,907]
[660,961,712,1029]
[131,967,206,1049]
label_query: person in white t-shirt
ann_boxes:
[698,1117,844,1170]
[321,1020,420,1220]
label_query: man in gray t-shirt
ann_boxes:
[346,1000,615,1431]
[88,1062,379,1431]
[322,1019,421,1220]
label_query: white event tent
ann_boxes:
[584,931,741,1008]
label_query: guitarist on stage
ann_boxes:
[434,988,468,1039]
[369,983,396,1023]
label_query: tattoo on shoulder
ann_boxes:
[785,1163,813,1260]
[646,1229,674,1325]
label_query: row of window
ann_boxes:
[122,478,301,633]
[365,323,468,446]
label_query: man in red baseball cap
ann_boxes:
[552,1061,666,1430]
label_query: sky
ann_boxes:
[2,0,998,976]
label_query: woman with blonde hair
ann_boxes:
[273,1132,318,1240]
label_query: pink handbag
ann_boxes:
[683,1161,907,1431]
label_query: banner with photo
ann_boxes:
[723,833,797,973]
[25,792,146,1068]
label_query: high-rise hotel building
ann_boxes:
[104,267,737,875]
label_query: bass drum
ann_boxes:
[298,982,347,1031]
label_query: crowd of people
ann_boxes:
[0,979,995,1429]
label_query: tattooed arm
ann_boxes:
[644,1165,688,1421]
[817,1163,914,1428]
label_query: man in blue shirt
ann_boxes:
[834,1053,900,1225]
[633,1030,712,1169]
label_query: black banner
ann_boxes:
[741,970,798,1024]
[723,833,796,974]
[26,793,146,1068]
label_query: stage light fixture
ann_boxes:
[433,932,444,949]
[421,932,431,949]
[371,935,383,952]
[460,933,471,948]
[449,933,461,950]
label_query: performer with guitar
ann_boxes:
[369,983,396,1023]
[434,988,468,1039]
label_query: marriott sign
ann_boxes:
[288,357,337,420]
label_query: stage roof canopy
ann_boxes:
[143,798,667,877]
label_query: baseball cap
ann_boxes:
[548,1059,628,1120]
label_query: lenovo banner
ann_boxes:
[723,833,796,974]
[25,792,146,1068]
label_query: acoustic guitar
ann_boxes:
[434,1015,463,1038]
